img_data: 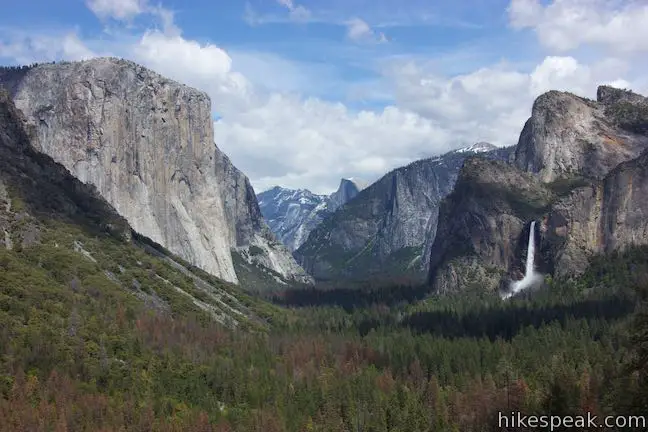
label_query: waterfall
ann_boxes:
[503,221,541,299]
[523,221,536,280]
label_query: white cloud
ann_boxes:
[86,0,179,35]
[0,1,644,195]
[508,0,648,54]
[131,31,252,115]
[86,0,147,21]
[346,18,388,44]
[386,55,633,157]
[214,96,447,193]
[77,28,439,193]
[0,32,98,64]
[508,0,543,28]
[275,0,311,22]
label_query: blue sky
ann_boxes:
[2,0,527,104]
[1,0,647,193]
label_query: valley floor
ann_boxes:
[1,222,648,431]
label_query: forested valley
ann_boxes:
[2,224,647,431]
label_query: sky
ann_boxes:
[1,0,648,194]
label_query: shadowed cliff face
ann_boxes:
[0,58,311,287]
[0,88,266,327]
[429,86,648,294]
[428,158,554,294]
[328,178,366,212]
[214,148,312,286]
[514,87,648,183]
[294,145,513,282]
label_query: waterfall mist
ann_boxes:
[503,221,542,299]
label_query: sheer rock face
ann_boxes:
[0,88,130,244]
[429,86,648,294]
[295,145,513,282]
[328,178,366,212]
[514,87,648,182]
[0,58,310,285]
[214,148,312,283]
[428,158,554,294]
[544,150,648,277]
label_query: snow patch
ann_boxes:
[455,142,498,154]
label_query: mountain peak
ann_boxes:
[454,142,498,154]
[515,86,648,182]
[339,177,368,192]
[329,177,365,212]
[256,177,367,251]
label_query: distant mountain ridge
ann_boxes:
[293,143,514,282]
[257,178,366,251]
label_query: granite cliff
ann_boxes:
[257,178,365,252]
[429,86,648,294]
[543,149,648,278]
[428,157,555,294]
[294,143,513,282]
[328,178,367,212]
[0,58,311,288]
[0,87,264,327]
[514,86,648,182]
[0,87,130,246]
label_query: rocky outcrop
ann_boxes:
[0,58,310,286]
[428,157,554,294]
[514,86,648,182]
[0,88,265,327]
[429,86,648,294]
[215,149,311,284]
[295,144,513,282]
[543,149,648,277]
[257,178,365,252]
[328,178,366,212]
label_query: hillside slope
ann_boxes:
[0,87,645,432]
[0,87,270,329]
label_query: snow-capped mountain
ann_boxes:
[294,142,513,282]
[257,179,366,251]
[453,142,498,154]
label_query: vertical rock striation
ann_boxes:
[0,58,310,286]
[428,158,554,294]
[215,148,312,283]
[328,178,366,212]
[544,149,648,277]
